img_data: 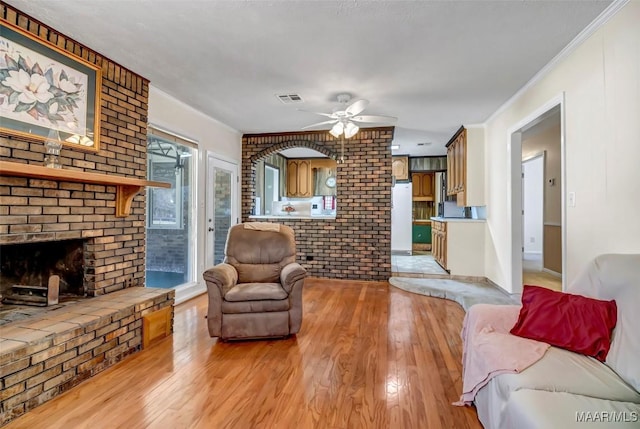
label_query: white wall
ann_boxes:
[522,157,543,254]
[148,86,242,302]
[522,122,562,225]
[483,2,640,292]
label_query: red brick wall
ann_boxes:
[242,128,393,281]
[0,4,149,295]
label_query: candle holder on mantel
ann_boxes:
[44,139,62,169]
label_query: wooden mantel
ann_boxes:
[0,160,170,217]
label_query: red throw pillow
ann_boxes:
[510,285,617,362]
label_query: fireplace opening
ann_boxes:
[0,239,85,306]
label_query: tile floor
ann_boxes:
[391,253,448,277]
[390,277,518,309]
[390,252,519,309]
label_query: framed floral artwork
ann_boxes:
[0,20,101,151]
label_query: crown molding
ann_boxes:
[484,0,629,124]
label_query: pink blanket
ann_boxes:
[453,303,550,406]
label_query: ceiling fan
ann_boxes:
[300,94,397,138]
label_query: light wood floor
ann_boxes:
[522,271,563,292]
[5,279,481,429]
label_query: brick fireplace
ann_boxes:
[1,3,149,296]
[0,5,174,425]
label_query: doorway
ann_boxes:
[509,98,565,293]
[205,154,239,268]
[522,154,544,271]
[521,152,561,290]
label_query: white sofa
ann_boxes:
[474,254,640,428]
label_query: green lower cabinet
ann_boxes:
[412,224,432,244]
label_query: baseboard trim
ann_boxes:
[175,282,206,305]
[391,250,413,256]
[485,277,521,301]
[542,268,562,278]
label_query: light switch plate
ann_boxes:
[568,192,576,207]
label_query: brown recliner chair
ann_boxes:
[202,222,306,340]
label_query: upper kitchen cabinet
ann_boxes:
[411,172,434,201]
[287,159,312,197]
[446,126,484,207]
[286,158,337,197]
[392,156,409,181]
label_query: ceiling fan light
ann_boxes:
[329,122,344,138]
[344,122,359,138]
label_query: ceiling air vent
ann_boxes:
[276,94,304,104]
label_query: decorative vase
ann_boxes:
[44,140,62,169]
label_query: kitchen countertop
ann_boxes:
[413,219,432,224]
[430,216,486,223]
[249,215,336,220]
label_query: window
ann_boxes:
[263,165,279,215]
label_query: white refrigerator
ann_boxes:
[391,182,413,255]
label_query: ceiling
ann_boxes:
[6,0,612,156]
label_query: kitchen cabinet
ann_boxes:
[431,220,447,269]
[392,156,409,181]
[431,218,485,276]
[286,159,312,197]
[411,172,434,201]
[446,126,484,207]
[446,127,466,200]
[286,158,337,198]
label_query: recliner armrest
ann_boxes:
[280,263,306,293]
[203,263,238,296]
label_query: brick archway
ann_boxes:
[242,128,394,281]
[249,140,338,163]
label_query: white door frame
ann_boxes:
[507,93,566,293]
[205,152,239,269]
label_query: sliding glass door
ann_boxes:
[146,133,197,289]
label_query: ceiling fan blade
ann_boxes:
[351,114,398,124]
[345,99,369,116]
[297,109,335,118]
[301,119,338,129]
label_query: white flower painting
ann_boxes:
[0,35,88,135]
